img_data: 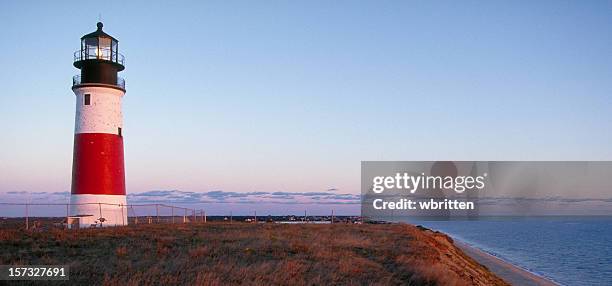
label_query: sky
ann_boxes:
[1,1,611,215]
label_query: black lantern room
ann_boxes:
[73,22,125,90]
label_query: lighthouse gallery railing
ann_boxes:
[73,48,125,66]
[72,75,125,89]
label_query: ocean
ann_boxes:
[407,216,612,286]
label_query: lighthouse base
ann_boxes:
[69,194,128,228]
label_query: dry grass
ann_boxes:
[0,223,508,286]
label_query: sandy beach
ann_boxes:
[455,240,559,286]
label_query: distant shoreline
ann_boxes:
[454,239,559,286]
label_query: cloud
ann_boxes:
[135,190,178,197]
[3,190,611,209]
[0,191,70,203]
[127,189,361,205]
[6,191,27,194]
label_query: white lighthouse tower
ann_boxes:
[69,22,127,228]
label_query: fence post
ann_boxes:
[192,209,196,223]
[183,208,187,223]
[66,204,69,229]
[25,203,29,230]
[99,203,103,227]
[121,204,125,226]
[230,211,232,223]
[131,206,137,225]
[204,210,207,223]
[254,211,257,223]
[156,204,159,223]
[331,209,334,224]
[171,206,175,224]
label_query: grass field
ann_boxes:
[0,223,508,285]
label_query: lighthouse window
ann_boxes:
[84,94,91,105]
[118,127,122,137]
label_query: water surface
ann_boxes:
[408,216,612,286]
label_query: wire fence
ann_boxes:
[0,202,208,230]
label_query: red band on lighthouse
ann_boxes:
[71,133,125,195]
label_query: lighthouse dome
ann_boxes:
[72,22,125,90]
[74,22,124,70]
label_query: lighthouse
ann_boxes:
[69,22,127,228]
